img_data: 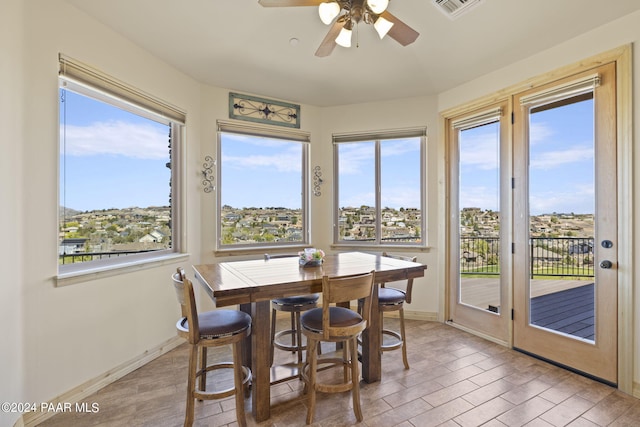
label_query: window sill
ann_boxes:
[55,253,190,287]
[214,245,310,258]
[330,243,431,252]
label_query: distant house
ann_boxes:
[461,250,480,263]
[139,230,165,243]
[532,247,562,263]
[224,213,241,222]
[59,238,88,255]
[569,242,593,255]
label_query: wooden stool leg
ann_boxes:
[399,308,410,370]
[232,341,247,427]
[295,311,303,369]
[185,344,198,427]
[306,338,318,425]
[199,347,207,394]
[342,343,349,383]
[350,337,363,422]
[270,308,277,366]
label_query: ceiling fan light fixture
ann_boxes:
[335,26,353,47]
[373,16,394,39]
[318,2,341,25]
[366,0,389,14]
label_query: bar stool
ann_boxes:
[378,252,417,370]
[300,270,375,424]
[172,268,252,427]
[265,254,320,371]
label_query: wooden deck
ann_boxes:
[460,277,592,309]
[460,277,594,339]
[530,283,594,339]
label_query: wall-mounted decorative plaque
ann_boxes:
[229,92,300,128]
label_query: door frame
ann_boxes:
[440,45,633,394]
[445,100,512,345]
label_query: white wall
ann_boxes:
[438,11,640,393]
[1,0,25,426]
[14,0,204,414]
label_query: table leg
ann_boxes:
[239,304,252,368]
[251,300,271,422]
[361,283,381,382]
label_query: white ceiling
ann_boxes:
[65,0,640,107]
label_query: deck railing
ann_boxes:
[59,249,160,264]
[460,236,594,278]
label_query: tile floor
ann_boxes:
[38,319,640,426]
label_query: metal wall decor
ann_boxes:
[202,156,215,193]
[229,92,300,128]
[313,165,323,196]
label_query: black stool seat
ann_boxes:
[272,294,319,307]
[378,287,405,305]
[301,306,363,333]
[177,310,251,339]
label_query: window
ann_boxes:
[58,55,184,274]
[216,121,310,250]
[333,128,426,246]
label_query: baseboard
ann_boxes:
[445,320,509,348]
[19,335,184,427]
[634,380,640,399]
[383,310,438,322]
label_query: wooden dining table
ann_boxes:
[192,251,427,422]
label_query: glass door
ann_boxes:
[513,63,617,385]
[448,101,510,343]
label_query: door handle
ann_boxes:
[600,260,613,269]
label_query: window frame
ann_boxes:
[332,128,427,248]
[57,55,186,281]
[215,120,311,252]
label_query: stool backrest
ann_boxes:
[382,252,417,304]
[321,270,375,340]
[172,267,200,344]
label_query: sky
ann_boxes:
[61,87,594,215]
[60,89,172,212]
[459,97,595,216]
[220,133,303,209]
[337,138,421,210]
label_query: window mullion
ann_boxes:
[375,140,382,244]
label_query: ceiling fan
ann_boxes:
[258,0,420,57]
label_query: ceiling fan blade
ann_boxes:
[380,11,419,46]
[315,20,342,57]
[258,0,324,6]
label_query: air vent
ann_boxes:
[432,0,483,20]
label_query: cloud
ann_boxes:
[381,187,421,209]
[530,184,594,214]
[339,139,420,175]
[459,131,499,171]
[61,120,169,159]
[338,144,374,175]
[529,122,554,144]
[459,186,499,211]
[221,134,303,173]
[222,150,302,173]
[530,145,593,169]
